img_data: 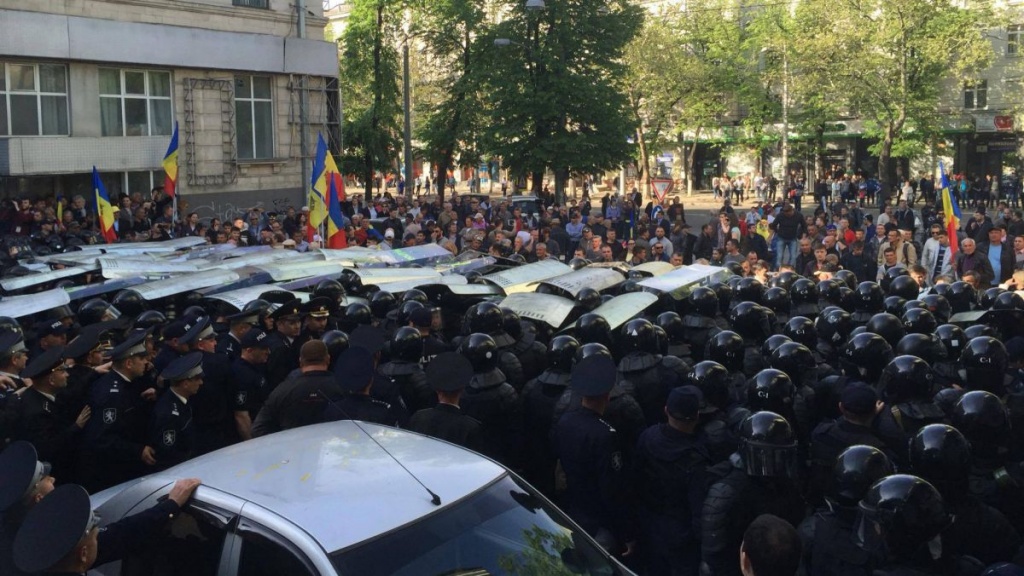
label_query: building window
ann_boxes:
[233,0,269,7]
[1011,25,1023,56]
[0,62,69,136]
[235,76,274,160]
[99,69,173,137]
[964,80,988,110]
[125,170,165,196]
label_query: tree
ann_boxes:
[481,0,643,203]
[793,0,995,189]
[339,0,404,201]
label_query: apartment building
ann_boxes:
[0,0,340,218]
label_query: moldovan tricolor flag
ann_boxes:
[307,134,329,243]
[939,162,961,255]
[92,167,117,244]
[325,148,347,248]
[162,122,179,198]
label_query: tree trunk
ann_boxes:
[531,171,544,196]
[365,4,385,204]
[554,168,568,205]
[363,155,373,202]
[878,123,895,196]
[685,126,702,196]
[636,127,651,200]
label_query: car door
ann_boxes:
[94,485,245,576]
[217,503,335,576]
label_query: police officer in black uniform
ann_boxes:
[9,347,91,481]
[150,352,203,471]
[152,320,189,376]
[299,296,333,343]
[503,308,546,383]
[252,340,342,437]
[180,316,233,454]
[874,355,947,465]
[682,287,727,362]
[459,332,520,467]
[687,360,749,465]
[215,309,258,361]
[407,352,482,451]
[379,326,432,415]
[633,385,710,576]
[60,325,113,432]
[552,354,636,558]
[468,302,525,391]
[263,298,305,389]
[229,327,271,441]
[349,325,409,424]
[78,330,156,492]
[0,332,28,416]
[520,335,578,496]
[616,318,687,426]
[323,346,396,426]
[27,319,69,362]
[409,306,447,367]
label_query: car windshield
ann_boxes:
[330,474,625,576]
[511,198,541,216]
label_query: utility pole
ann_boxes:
[403,40,414,200]
[781,41,789,191]
[298,0,310,202]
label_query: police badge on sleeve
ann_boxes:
[162,430,176,447]
[102,408,117,424]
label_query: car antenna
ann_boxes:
[318,390,442,507]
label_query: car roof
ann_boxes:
[154,422,505,552]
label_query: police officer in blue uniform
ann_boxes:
[0,332,28,415]
[0,441,55,576]
[408,352,483,452]
[152,320,189,376]
[60,325,113,432]
[9,347,91,481]
[299,297,333,343]
[230,327,271,441]
[215,310,258,361]
[323,346,396,426]
[551,354,636,558]
[263,298,305,389]
[150,352,204,471]
[78,330,156,492]
[180,316,233,454]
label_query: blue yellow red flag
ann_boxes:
[308,134,329,242]
[939,162,960,255]
[162,122,179,198]
[325,149,347,248]
[92,167,117,244]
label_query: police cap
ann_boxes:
[335,346,375,392]
[240,327,271,349]
[571,354,617,397]
[225,310,260,327]
[106,329,149,361]
[33,319,69,338]
[667,385,703,421]
[180,316,216,346]
[302,296,334,319]
[268,298,304,322]
[841,383,878,416]
[65,324,116,360]
[350,325,387,353]
[161,351,204,382]
[0,331,27,358]
[21,346,66,380]
[409,307,433,328]
[0,441,49,513]
[161,320,189,341]
[13,484,98,574]
[426,352,473,392]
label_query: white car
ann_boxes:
[91,421,633,576]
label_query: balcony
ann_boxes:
[233,0,269,8]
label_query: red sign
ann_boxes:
[652,178,673,202]
[995,115,1014,132]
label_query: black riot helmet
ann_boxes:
[790,278,819,306]
[980,287,1006,310]
[963,324,997,340]
[895,333,946,364]
[321,330,350,359]
[181,305,207,322]
[689,286,720,318]
[390,326,424,363]
[314,279,346,303]
[834,269,859,290]
[959,336,1008,395]
[934,324,967,361]
[501,308,524,340]
[738,411,800,479]
[397,300,425,326]
[901,308,937,335]
[855,282,885,313]
[747,369,796,415]
[132,310,167,332]
[568,257,589,271]
[763,286,792,315]
[0,317,22,339]
[880,266,911,294]
[831,445,895,507]
[888,275,921,301]
[839,287,860,313]
[735,278,765,305]
[710,282,733,316]
[656,312,685,343]
[761,335,793,367]
[575,288,602,312]
[402,289,429,306]
[78,298,121,326]
[619,318,657,355]
[952,390,1010,458]
[111,289,146,317]
[725,261,744,277]
[338,270,363,295]
[686,360,731,413]
[920,294,952,324]
[817,279,843,306]
[770,271,801,291]
[946,281,977,314]
[243,299,272,317]
[866,313,905,349]
[857,475,951,557]
[706,330,746,373]
[909,424,972,497]
[652,325,669,356]
[783,316,817,349]
[460,332,498,373]
[470,301,505,334]
[575,342,613,365]
[369,290,397,319]
[901,299,927,316]
[729,302,772,341]
[343,302,373,328]
[816,307,853,346]
[548,335,580,373]
[878,355,934,404]
[575,313,612,348]
[931,283,952,297]
[840,333,894,383]
[883,295,908,317]
[770,342,815,383]
[618,280,640,295]
[992,291,1024,311]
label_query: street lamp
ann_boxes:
[525,0,546,10]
